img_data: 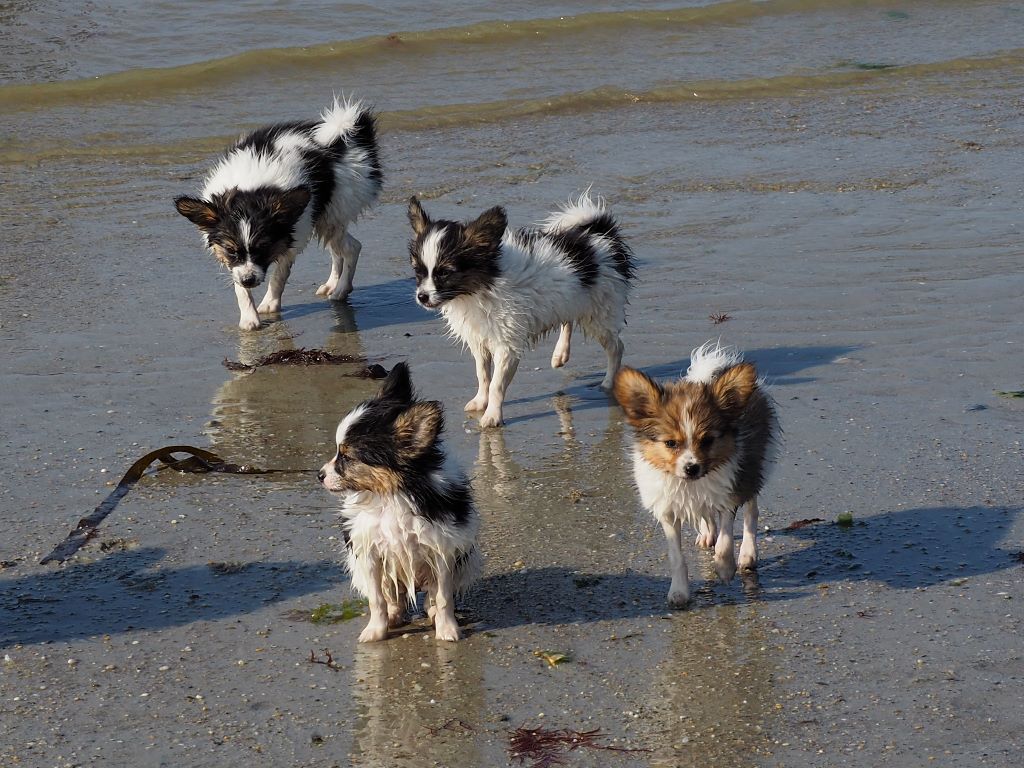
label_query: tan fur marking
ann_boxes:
[394,401,443,458]
[712,363,757,416]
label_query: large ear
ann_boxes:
[711,362,757,416]
[613,366,663,424]
[379,361,414,404]
[408,196,431,236]
[465,206,507,246]
[174,196,220,229]
[270,186,311,224]
[394,401,444,458]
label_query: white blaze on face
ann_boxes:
[676,408,699,476]
[417,228,446,303]
[335,404,367,447]
[230,218,265,286]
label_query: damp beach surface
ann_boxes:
[1,1,1023,766]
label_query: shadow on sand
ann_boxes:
[0,547,347,647]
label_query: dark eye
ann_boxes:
[433,267,452,278]
[413,265,426,278]
[699,435,714,450]
[333,453,347,471]
[664,439,679,449]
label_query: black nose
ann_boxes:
[317,469,326,483]
[417,292,430,304]
[684,462,701,478]
[240,276,258,288]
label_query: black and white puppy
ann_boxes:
[318,363,481,642]
[407,192,635,427]
[175,98,382,330]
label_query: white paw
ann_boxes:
[256,299,281,314]
[599,375,615,390]
[464,396,488,412]
[327,285,353,302]
[358,620,389,643]
[551,349,570,368]
[738,546,758,572]
[434,621,461,642]
[238,315,262,331]
[695,532,716,549]
[667,587,691,609]
[315,282,334,297]
[714,553,737,583]
[478,409,504,428]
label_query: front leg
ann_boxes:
[713,508,737,582]
[465,344,492,413]
[479,348,520,428]
[234,283,261,331]
[661,517,690,607]
[257,251,295,314]
[358,555,389,643]
[432,559,461,642]
[738,497,759,572]
[551,323,572,368]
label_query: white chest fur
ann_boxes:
[632,449,740,527]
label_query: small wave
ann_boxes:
[1,49,1018,165]
[0,0,978,111]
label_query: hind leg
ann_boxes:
[317,231,361,301]
[551,323,572,368]
[386,584,410,629]
[257,251,296,314]
[738,497,760,572]
[713,508,737,583]
[588,323,624,390]
[695,516,718,549]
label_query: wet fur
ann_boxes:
[614,343,778,607]
[318,363,481,642]
[174,99,381,330]
[407,192,635,428]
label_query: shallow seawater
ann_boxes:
[1,1,1023,766]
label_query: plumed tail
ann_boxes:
[686,341,744,384]
[540,190,636,282]
[312,96,376,148]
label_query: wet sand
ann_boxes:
[3,16,1024,768]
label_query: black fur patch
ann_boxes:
[548,229,600,286]
[203,186,307,269]
[574,213,636,282]
[410,221,502,301]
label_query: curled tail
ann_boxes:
[541,191,636,282]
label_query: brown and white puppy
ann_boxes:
[175,98,381,330]
[614,343,778,607]
[318,363,481,642]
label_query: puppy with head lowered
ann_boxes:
[614,343,778,607]
[318,363,481,642]
[175,98,381,330]
[407,192,635,427]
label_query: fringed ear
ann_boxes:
[711,362,757,416]
[613,367,663,424]
[408,196,431,236]
[465,206,507,247]
[394,401,444,458]
[270,186,311,224]
[379,362,414,404]
[174,196,220,229]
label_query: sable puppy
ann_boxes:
[407,192,635,428]
[614,343,778,607]
[318,363,481,642]
[175,98,381,330]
